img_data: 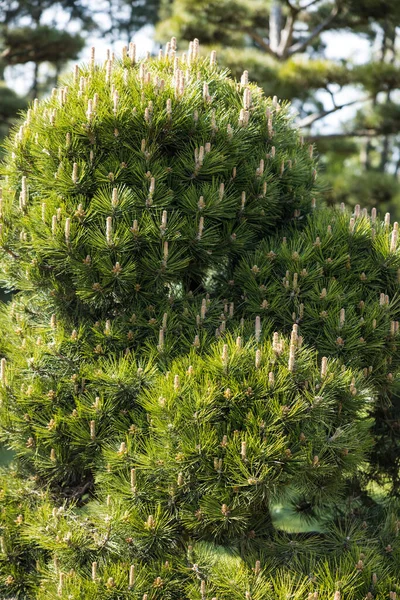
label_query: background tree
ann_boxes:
[0,0,95,141]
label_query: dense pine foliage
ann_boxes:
[0,39,399,599]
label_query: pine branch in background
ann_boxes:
[0,0,96,149]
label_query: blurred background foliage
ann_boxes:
[0,0,400,214]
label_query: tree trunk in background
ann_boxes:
[270,1,282,54]
[31,61,40,99]
[379,27,396,172]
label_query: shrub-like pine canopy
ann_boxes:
[0,38,399,600]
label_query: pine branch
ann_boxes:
[307,129,377,140]
[297,96,370,128]
[2,247,19,260]
[287,1,343,56]
[245,28,279,57]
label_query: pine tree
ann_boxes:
[0,38,399,599]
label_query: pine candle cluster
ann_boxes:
[0,38,399,599]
